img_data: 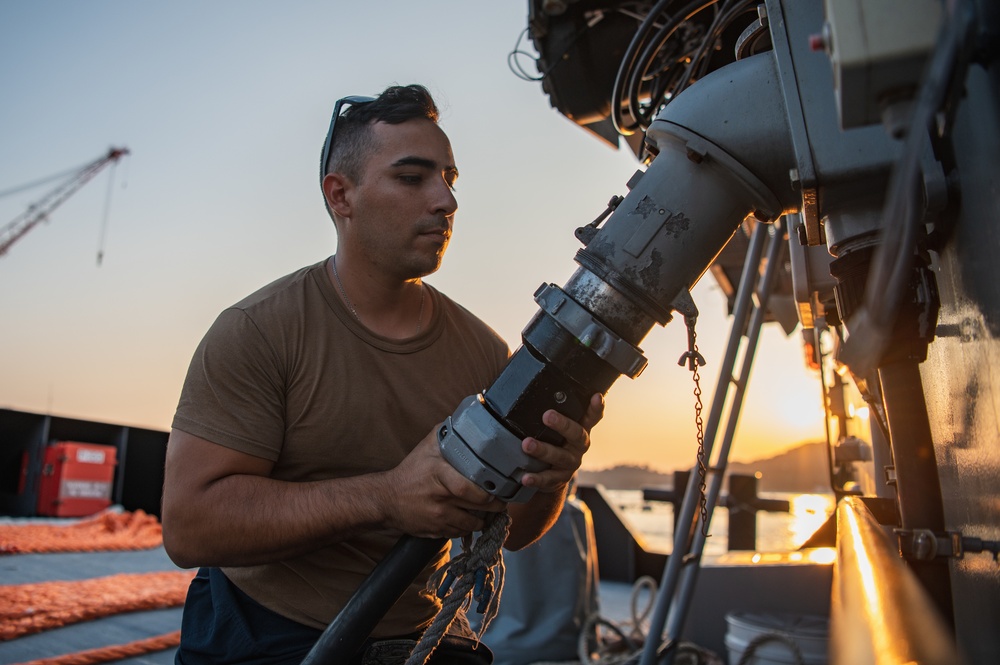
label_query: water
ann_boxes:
[606,489,835,555]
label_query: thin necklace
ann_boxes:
[332,256,425,335]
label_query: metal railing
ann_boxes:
[831,497,963,665]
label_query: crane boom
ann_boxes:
[0,147,130,258]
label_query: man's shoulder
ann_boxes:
[230,260,327,313]
[433,287,508,352]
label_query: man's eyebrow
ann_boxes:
[391,156,459,178]
[391,156,436,169]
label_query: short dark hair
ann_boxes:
[321,84,440,185]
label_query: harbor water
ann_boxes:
[606,489,835,555]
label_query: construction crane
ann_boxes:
[0,146,130,260]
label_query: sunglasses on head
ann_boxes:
[319,95,376,181]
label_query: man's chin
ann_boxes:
[405,255,444,280]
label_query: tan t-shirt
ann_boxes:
[172,259,509,636]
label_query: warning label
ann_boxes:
[60,480,112,499]
[76,448,108,464]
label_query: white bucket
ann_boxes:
[724,612,828,665]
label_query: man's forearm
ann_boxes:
[504,482,570,551]
[163,472,389,569]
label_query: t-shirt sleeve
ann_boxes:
[172,307,285,461]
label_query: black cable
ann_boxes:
[507,12,610,84]
[508,27,547,82]
[611,0,680,134]
[613,0,756,135]
[842,0,975,370]
[628,0,717,128]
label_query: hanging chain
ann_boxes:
[678,315,709,537]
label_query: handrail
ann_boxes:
[831,497,963,665]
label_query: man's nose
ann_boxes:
[431,179,458,216]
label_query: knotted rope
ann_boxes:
[403,511,512,665]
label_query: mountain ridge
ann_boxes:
[577,440,831,493]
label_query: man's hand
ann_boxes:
[518,392,604,493]
[503,393,604,550]
[379,426,507,539]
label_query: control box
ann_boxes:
[35,442,118,517]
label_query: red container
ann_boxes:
[36,442,118,517]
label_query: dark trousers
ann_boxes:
[176,567,492,665]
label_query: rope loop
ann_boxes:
[404,511,512,665]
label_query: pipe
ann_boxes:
[832,497,961,665]
[877,361,954,626]
[300,536,446,665]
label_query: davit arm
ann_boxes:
[439,113,785,505]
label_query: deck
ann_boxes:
[1,545,182,664]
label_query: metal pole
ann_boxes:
[878,360,954,627]
[664,219,787,650]
[638,219,770,665]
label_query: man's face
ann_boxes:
[345,118,459,280]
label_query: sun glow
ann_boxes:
[790,494,836,547]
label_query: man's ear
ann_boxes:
[323,172,353,218]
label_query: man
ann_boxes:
[161,84,603,664]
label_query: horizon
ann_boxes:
[579,438,828,475]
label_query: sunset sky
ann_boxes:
[0,1,826,472]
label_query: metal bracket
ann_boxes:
[884,465,897,487]
[896,528,1000,563]
[575,194,624,245]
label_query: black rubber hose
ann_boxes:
[300,535,447,665]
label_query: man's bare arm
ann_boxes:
[161,428,505,569]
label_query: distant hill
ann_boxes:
[578,441,831,493]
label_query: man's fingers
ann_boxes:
[580,393,605,432]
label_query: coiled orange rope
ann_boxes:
[0,511,191,664]
[0,570,194,641]
[0,510,163,554]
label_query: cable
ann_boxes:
[507,12,609,84]
[612,0,758,136]
[626,0,719,129]
[611,0,680,135]
[839,0,975,374]
[508,27,547,82]
[579,576,660,664]
[95,153,126,266]
[0,160,96,199]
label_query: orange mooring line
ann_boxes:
[0,510,163,554]
[10,630,182,665]
[0,570,195,641]
[1,511,191,663]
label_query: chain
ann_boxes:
[332,255,425,335]
[678,315,709,537]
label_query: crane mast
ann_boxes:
[0,147,129,258]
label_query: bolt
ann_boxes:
[913,530,937,561]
